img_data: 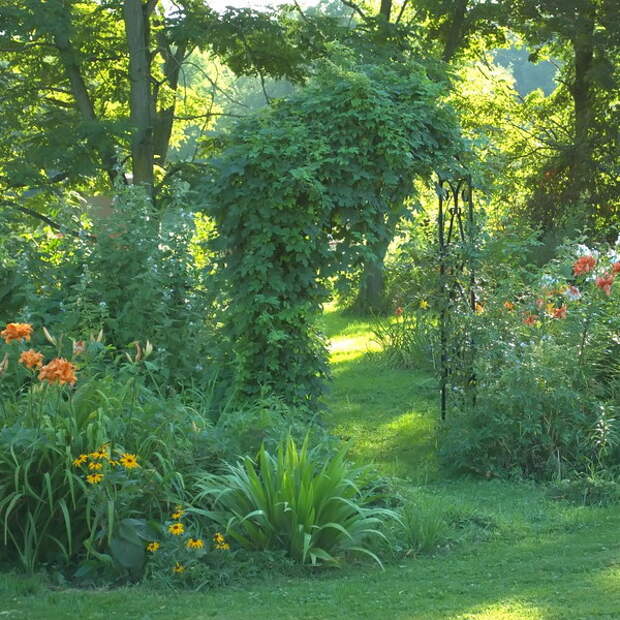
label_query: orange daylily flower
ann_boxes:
[1,323,33,344]
[19,349,44,369]
[38,358,77,385]
[595,273,615,296]
[552,305,567,319]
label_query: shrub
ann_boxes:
[440,238,620,479]
[370,302,437,370]
[193,436,396,567]
[5,183,219,392]
[548,474,620,507]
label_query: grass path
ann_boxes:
[320,309,438,480]
[2,310,619,619]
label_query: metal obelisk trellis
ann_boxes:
[437,174,477,421]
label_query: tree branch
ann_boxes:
[339,0,368,21]
[395,0,411,24]
[50,11,123,186]
[1,200,95,240]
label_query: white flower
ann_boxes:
[575,244,599,258]
[564,285,581,301]
[540,274,558,288]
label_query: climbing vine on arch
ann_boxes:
[204,55,461,409]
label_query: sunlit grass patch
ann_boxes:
[321,308,438,480]
[454,600,547,619]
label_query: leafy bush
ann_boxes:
[4,183,219,392]
[370,302,437,370]
[195,396,335,471]
[0,426,86,573]
[548,475,620,507]
[193,436,396,567]
[204,56,459,408]
[440,239,620,479]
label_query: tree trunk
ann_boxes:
[153,35,187,165]
[567,4,595,207]
[353,215,393,314]
[379,0,392,21]
[124,0,155,193]
[442,0,469,62]
[52,23,121,186]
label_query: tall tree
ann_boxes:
[0,0,312,224]
[507,0,620,232]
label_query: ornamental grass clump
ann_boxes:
[194,436,396,568]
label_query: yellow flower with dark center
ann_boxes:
[72,454,88,467]
[88,461,103,471]
[108,460,119,467]
[90,447,107,460]
[86,473,103,484]
[173,562,185,573]
[213,532,230,550]
[186,538,204,550]
[171,507,185,519]
[168,522,184,536]
[119,453,139,469]
[146,541,160,552]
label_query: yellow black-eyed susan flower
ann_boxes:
[213,532,230,550]
[146,541,160,552]
[119,453,139,469]
[186,538,204,550]
[171,504,185,519]
[86,473,103,484]
[168,522,184,536]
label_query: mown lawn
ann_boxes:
[2,309,619,619]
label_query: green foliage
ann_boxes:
[548,474,620,507]
[204,54,460,407]
[193,436,396,567]
[0,324,213,572]
[7,184,217,391]
[0,426,85,573]
[370,307,437,370]
[198,396,334,469]
[394,498,451,555]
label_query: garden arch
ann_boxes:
[205,59,461,408]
